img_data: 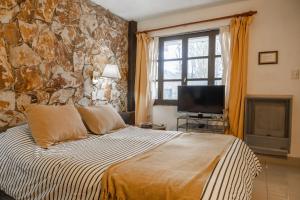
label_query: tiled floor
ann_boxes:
[252,155,300,200]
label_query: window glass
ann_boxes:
[215,35,221,55]
[187,80,208,86]
[215,57,223,78]
[188,36,209,57]
[154,61,159,80]
[164,61,182,80]
[156,31,222,103]
[163,81,181,100]
[151,81,158,99]
[214,80,222,85]
[164,40,182,59]
[188,59,208,79]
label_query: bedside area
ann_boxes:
[119,111,135,125]
[140,123,167,130]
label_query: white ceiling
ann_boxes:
[91,0,243,21]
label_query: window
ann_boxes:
[155,30,222,105]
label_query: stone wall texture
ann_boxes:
[0,0,128,128]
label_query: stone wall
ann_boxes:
[0,0,128,127]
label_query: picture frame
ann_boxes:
[258,51,278,65]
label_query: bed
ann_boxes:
[0,124,261,200]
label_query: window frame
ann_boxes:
[155,30,221,105]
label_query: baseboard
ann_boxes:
[256,154,300,167]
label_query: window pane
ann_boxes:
[188,36,209,57]
[215,35,221,55]
[164,40,182,59]
[163,81,181,100]
[214,80,222,85]
[215,57,223,78]
[164,61,182,80]
[151,81,158,99]
[188,59,208,79]
[187,80,208,86]
[154,61,158,80]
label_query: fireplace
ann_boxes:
[244,95,292,156]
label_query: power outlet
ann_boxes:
[291,69,300,80]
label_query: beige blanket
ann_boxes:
[101,133,235,200]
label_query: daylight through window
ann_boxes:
[154,30,222,105]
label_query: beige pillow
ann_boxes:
[77,105,126,135]
[26,104,88,148]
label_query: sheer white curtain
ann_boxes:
[220,26,231,117]
[148,37,159,121]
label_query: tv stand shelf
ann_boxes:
[176,115,227,133]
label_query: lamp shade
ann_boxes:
[102,64,121,79]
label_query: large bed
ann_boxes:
[0,124,261,200]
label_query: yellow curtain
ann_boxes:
[227,16,252,139]
[135,33,152,125]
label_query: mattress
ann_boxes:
[0,125,261,200]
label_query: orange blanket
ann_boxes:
[101,133,234,200]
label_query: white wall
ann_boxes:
[138,0,300,157]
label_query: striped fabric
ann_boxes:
[202,138,261,200]
[0,125,261,200]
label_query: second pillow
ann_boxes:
[77,105,126,134]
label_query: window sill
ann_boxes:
[154,99,177,106]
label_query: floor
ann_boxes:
[252,155,300,200]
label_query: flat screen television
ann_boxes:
[177,85,225,114]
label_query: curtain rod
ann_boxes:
[138,10,257,34]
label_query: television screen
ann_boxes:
[177,85,225,114]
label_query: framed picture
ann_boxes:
[258,51,278,65]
